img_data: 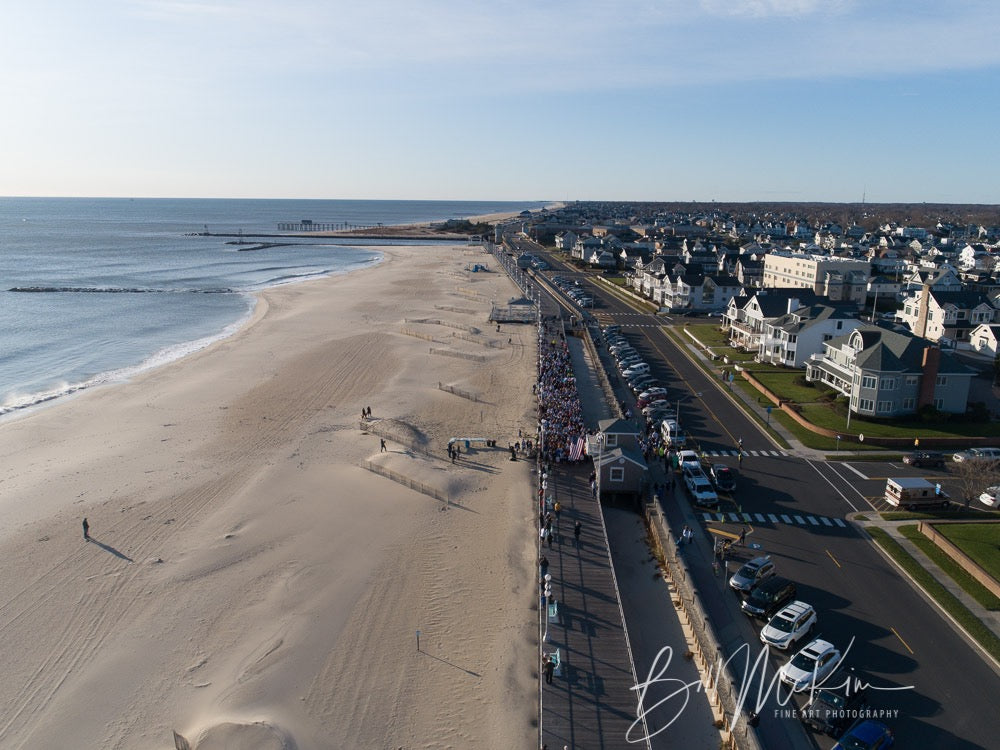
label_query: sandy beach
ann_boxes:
[0,245,538,748]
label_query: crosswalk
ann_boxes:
[703,511,848,528]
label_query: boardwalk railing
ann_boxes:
[645,504,763,750]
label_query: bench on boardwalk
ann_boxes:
[547,600,560,623]
[546,648,562,677]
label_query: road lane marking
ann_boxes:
[820,517,834,526]
[755,513,766,522]
[768,514,779,523]
[780,514,792,523]
[804,459,862,513]
[807,516,820,525]
[841,462,870,480]
[794,515,806,524]
[891,627,915,655]
[833,518,846,527]
[826,549,842,568]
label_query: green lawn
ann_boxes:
[751,371,829,403]
[685,322,730,347]
[898,525,1000,610]
[866,527,1000,661]
[935,523,1000,582]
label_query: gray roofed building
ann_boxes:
[806,325,974,417]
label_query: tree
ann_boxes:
[950,459,1000,511]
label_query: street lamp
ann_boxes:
[595,432,605,501]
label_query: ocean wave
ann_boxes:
[0,294,256,420]
[8,286,236,294]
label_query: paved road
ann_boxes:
[536,253,1000,749]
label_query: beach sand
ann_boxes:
[0,245,538,748]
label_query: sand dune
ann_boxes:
[0,245,537,749]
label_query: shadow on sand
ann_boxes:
[88,538,134,563]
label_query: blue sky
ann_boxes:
[2,0,998,203]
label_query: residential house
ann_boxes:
[899,287,997,347]
[969,324,1000,358]
[735,256,764,288]
[806,326,974,416]
[758,304,863,368]
[554,230,578,252]
[724,289,825,351]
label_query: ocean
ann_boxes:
[0,197,545,417]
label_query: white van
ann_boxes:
[660,418,685,447]
[622,362,650,378]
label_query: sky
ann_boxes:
[2,0,999,203]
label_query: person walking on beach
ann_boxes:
[380,438,387,453]
[574,520,582,545]
[82,517,90,541]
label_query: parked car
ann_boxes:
[638,387,669,402]
[710,464,737,493]
[641,401,671,417]
[778,638,842,692]
[832,719,894,750]
[622,363,650,378]
[629,376,658,392]
[676,449,700,470]
[683,467,719,508]
[953,447,1000,462]
[979,486,1000,508]
[902,450,946,468]
[801,668,868,736]
[741,577,797,619]
[729,555,775,593]
[760,601,817,651]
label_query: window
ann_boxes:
[881,377,896,390]
[902,398,915,410]
[861,375,877,389]
[906,375,918,386]
[936,375,948,386]
[859,398,874,411]
[934,398,944,410]
[609,467,625,483]
[878,400,893,413]
[605,434,618,447]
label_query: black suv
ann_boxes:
[800,670,868,735]
[740,576,796,619]
[902,450,946,469]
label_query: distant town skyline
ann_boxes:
[2,1,998,204]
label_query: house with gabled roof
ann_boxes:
[758,303,863,368]
[899,287,997,347]
[724,289,827,351]
[806,326,974,416]
[901,265,962,295]
[735,256,764,288]
[969,323,1000,358]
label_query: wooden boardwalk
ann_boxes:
[540,462,646,749]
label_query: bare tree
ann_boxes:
[950,459,1000,511]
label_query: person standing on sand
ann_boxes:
[380,438,387,453]
[82,517,89,541]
